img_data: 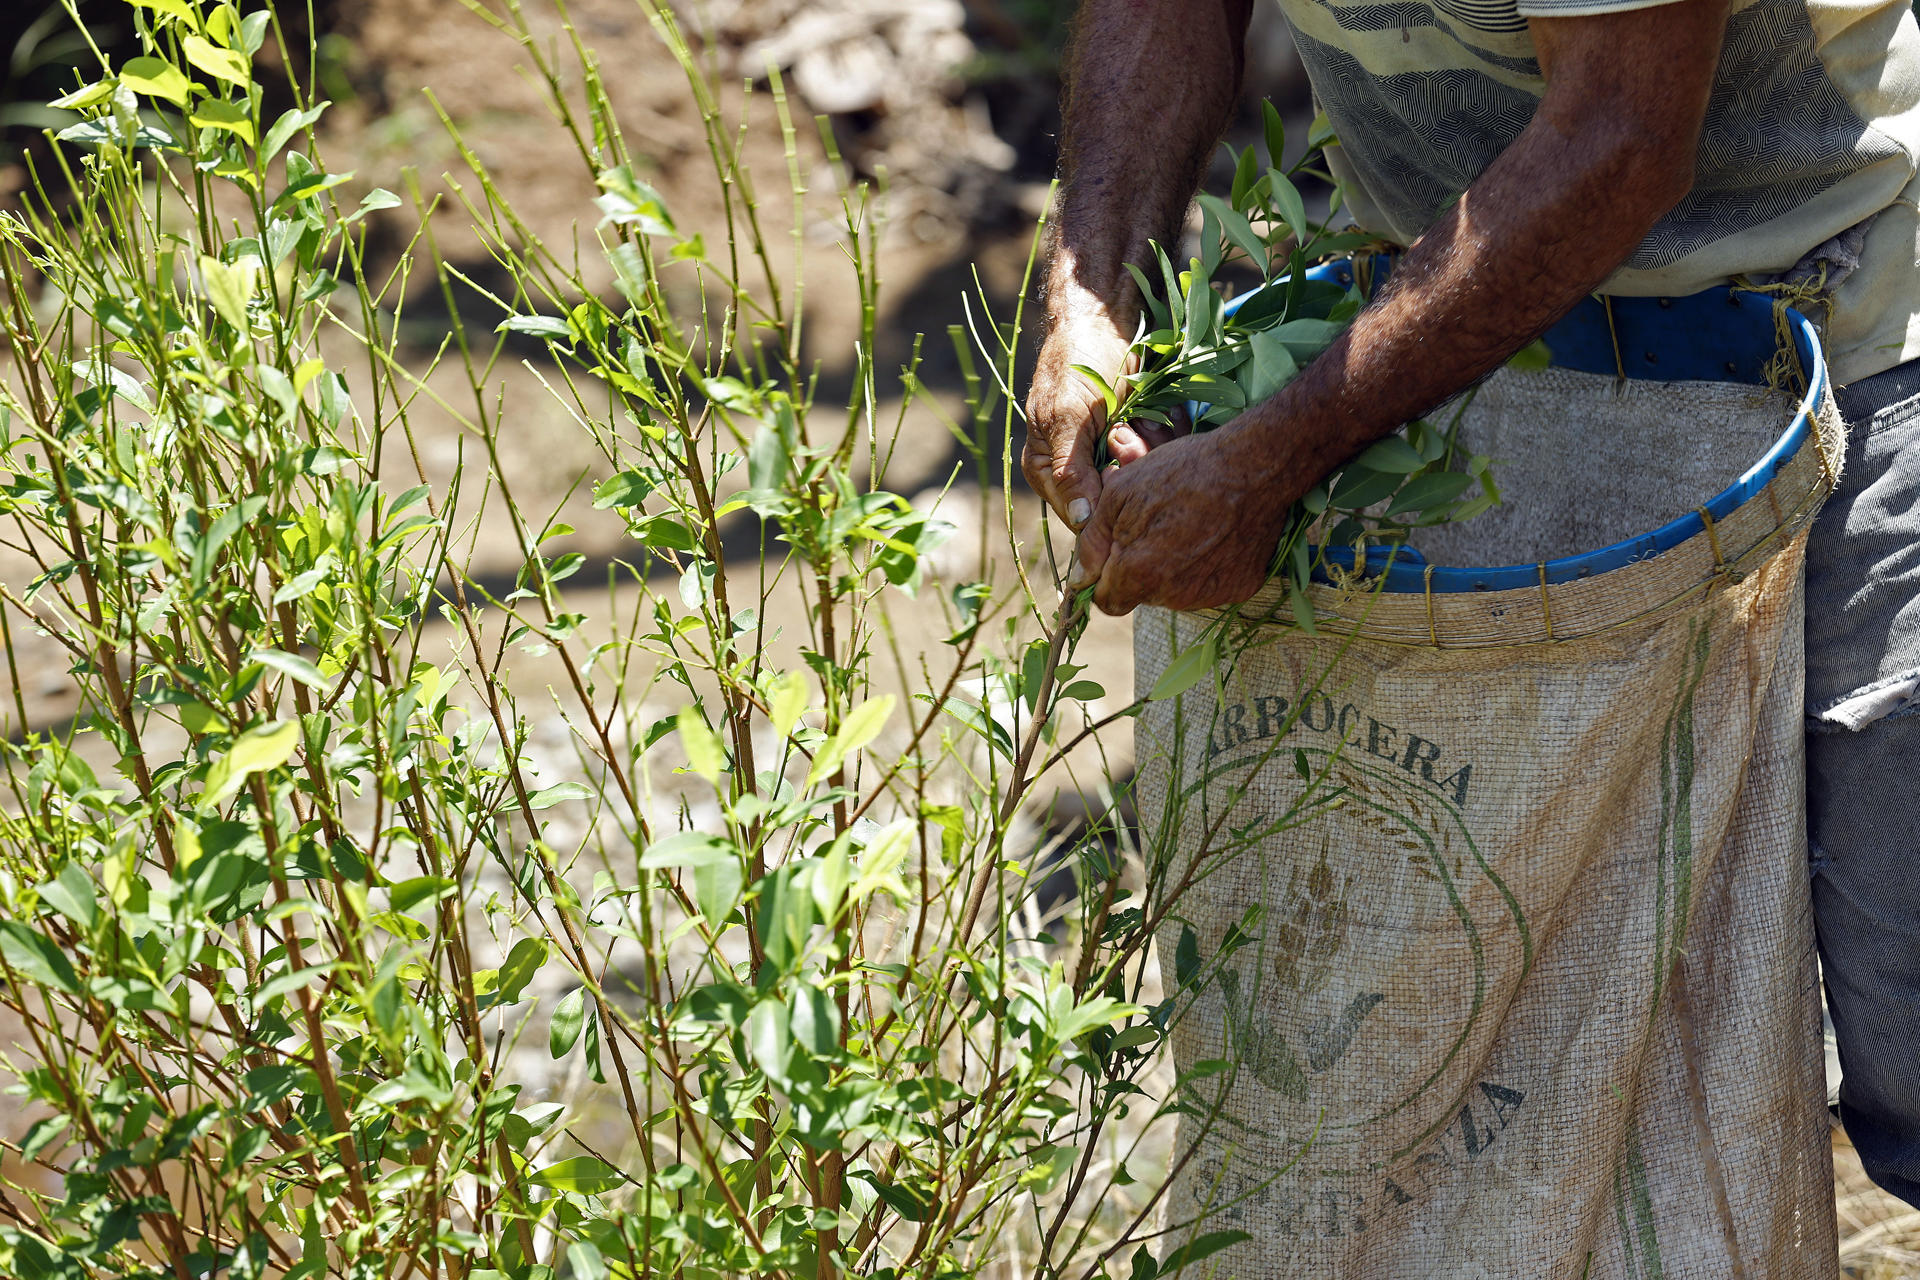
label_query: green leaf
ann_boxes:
[126,0,197,23]
[1288,582,1318,634]
[861,1172,932,1222]
[812,835,852,921]
[0,921,80,993]
[1262,99,1288,168]
[769,670,810,739]
[200,720,299,811]
[189,98,255,145]
[1156,243,1185,332]
[120,57,191,106]
[1268,317,1344,364]
[182,35,252,89]
[1051,993,1141,1044]
[497,315,571,340]
[493,938,547,1006]
[388,876,455,913]
[1174,925,1201,986]
[1328,466,1402,508]
[528,1157,624,1195]
[806,694,895,787]
[249,647,328,691]
[1198,203,1223,279]
[566,1243,609,1280]
[38,864,99,931]
[757,863,818,973]
[1354,436,1428,474]
[676,705,726,784]
[57,118,179,151]
[1181,262,1213,349]
[275,152,352,210]
[1148,634,1219,702]
[1124,262,1169,331]
[1266,168,1309,243]
[595,165,677,236]
[693,855,743,926]
[261,104,326,163]
[239,10,272,55]
[1386,470,1477,515]
[527,782,594,810]
[1069,364,1118,418]
[348,188,401,222]
[591,469,651,509]
[1307,110,1339,150]
[20,1115,69,1162]
[639,831,734,870]
[549,988,587,1058]
[1197,194,1266,272]
[746,998,792,1085]
[1019,638,1052,714]
[198,254,259,331]
[748,416,791,492]
[1158,1231,1254,1276]
[49,81,114,110]
[1019,1145,1078,1194]
[849,819,916,905]
[1240,326,1301,406]
[1229,143,1260,208]
[789,983,838,1057]
[1450,493,1498,522]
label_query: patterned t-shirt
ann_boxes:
[1280,0,1920,382]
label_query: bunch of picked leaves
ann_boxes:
[1077,106,1511,624]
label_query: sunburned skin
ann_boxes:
[1027,0,1731,617]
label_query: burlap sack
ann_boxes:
[1135,362,1845,1278]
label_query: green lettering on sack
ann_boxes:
[1189,685,1476,804]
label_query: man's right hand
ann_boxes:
[1024,306,1134,530]
[1025,0,1252,531]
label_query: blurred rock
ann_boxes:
[688,0,1017,238]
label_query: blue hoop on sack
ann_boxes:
[1197,259,1828,594]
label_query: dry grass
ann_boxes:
[1837,1127,1920,1278]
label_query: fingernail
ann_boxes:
[1067,550,1095,591]
[1066,498,1091,528]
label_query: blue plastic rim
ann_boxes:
[1211,258,1828,594]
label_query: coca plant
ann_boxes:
[0,1,1344,1277]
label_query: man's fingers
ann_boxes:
[1106,419,1182,464]
[1107,424,1151,464]
[1052,425,1102,528]
[1092,550,1144,616]
[1021,396,1106,528]
[1069,495,1117,591]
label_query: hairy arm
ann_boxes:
[1024,0,1255,528]
[1076,0,1731,614]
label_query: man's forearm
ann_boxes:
[1228,2,1728,496]
[1046,0,1254,328]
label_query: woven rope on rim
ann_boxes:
[1537,562,1555,641]
[1698,505,1728,576]
[1424,563,1439,648]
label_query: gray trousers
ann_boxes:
[1809,357,1920,1207]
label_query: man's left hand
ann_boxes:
[1071,423,1307,616]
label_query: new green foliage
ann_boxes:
[1098,115,1515,620]
[0,2,1357,1277]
